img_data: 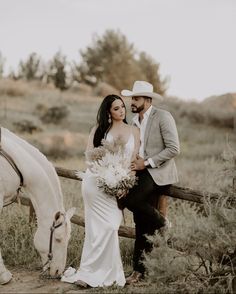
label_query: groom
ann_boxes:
[120,81,180,284]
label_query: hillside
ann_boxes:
[202,92,236,112]
[0,79,235,193]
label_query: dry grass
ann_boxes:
[0,79,30,97]
[93,81,120,97]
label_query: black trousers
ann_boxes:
[121,169,169,274]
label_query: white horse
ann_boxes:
[0,127,75,285]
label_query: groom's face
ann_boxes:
[130,96,145,113]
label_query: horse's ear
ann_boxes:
[66,207,76,220]
[54,211,61,221]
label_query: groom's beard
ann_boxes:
[131,104,145,113]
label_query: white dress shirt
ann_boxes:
[132,105,156,168]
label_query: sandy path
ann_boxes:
[0,268,89,293]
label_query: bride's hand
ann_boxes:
[131,155,145,171]
[130,170,136,176]
[117,189,128,199]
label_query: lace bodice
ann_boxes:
[106,133,135,161]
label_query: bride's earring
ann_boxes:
[108,114,112,124]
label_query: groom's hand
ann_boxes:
[131,155,145,171]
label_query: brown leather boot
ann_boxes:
[74,279,88,288]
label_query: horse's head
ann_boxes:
[34,207,76,277]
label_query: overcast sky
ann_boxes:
[0,0,235,100]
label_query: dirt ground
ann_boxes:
[0,268,89,294]
[0,268,150,294]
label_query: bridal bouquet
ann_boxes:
[86,137,137,199]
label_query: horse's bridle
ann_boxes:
[0,127,24,207]
[40,213,66,279]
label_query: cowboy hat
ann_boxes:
[121,81,163,100]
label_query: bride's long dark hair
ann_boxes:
[93,94,128,147]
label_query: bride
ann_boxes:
[61,94,140,288]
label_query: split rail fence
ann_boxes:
[16,166,236,239]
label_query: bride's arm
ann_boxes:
[86,126,97,153]
[131,126,140,161]
[85,126,97,170]
[75,126,97,177]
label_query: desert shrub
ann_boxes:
[35,103,48,116]
[206,110,235,129]
[36,135,71,159]
[178,102,206,124]
[40,105,69,124]
[30,131,88,161]
[13,119,42,134]
[171,100,235,129]
[145,152,236,293]
[219,141,236,196]
[145,198,236,293]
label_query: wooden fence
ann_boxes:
[16,166,236,239]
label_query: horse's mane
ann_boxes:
[2,128,63,204]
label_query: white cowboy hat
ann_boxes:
[121,81,163,100]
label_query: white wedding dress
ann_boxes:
[61,133,134,287]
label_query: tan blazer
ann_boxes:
[140,107,180,186]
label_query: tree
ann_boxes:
[18,52,42,80]
[74,29,167,94]
[0,51,6,78]
[77,29,136,88]
[138,52,167,95]
[49,51,67,90]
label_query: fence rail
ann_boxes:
[14,166,235,240]
[55,167,236,206]
[17,195,135,239]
